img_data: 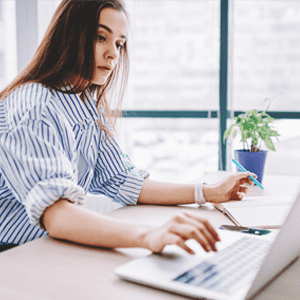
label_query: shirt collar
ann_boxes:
[52,86,99,127]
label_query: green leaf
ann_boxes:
[250,114,258,125]
[223,124,236,142]
[245,131,252,139]
[270,129,280,137]
[226,104,279,151]
[256,115,263,124]
[252,136,258,147]
[233,130,237,139]
[242,122,254,131]
[263,136,276,151]
[223,128,231,142]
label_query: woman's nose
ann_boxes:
[105,43,119,60]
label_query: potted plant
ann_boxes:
[223,105,280,184]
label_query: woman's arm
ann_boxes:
[41,172,255,254]
[42,199,220,254]
[42,199,144,248]
[137,180,195,205]
[138,172,256,205]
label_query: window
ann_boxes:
[229,0,300,111]
[116,118,219,183]
[34,0,221,183]
[0,0,17,90]
[0,1,2,21]
[113,0,221,182]
[124,0,220,111]
[37,1,61,43]
[228,0,300,176]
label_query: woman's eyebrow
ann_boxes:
[98,24,126,39]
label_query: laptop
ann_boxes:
[115,186,300,300]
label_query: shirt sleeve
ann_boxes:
[0,117,85,230]
[88,136,150,206]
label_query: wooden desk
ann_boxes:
[1,173,300,300]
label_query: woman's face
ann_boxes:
[92,7,127,85]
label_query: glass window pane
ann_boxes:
[230,0,300,111]
[37,0,61,43]
[116,118,219,183]
[0,0,17,90]
[124,0,220,110]
[265,120,300,177]
[228,0,300,177]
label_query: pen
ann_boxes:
[213,204,242,227]
[232,159,264,189]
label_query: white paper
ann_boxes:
[226,205,292,227]
[223,195,294,209]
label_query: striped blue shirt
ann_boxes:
[0,83,149,245]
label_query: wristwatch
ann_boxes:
[194,183,206,205]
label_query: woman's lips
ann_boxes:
[98,66,111,70]
[97,67,111,74]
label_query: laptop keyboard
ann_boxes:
[173,236,272,294]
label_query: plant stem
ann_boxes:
[246,139,250,151]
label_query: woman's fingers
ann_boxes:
[168,213,220,252]
[229,192,243,201]
[169,223,217,252]
[146,213,221,255]
[238,186,249,194]
[182,212,220,242]
[161,233,195,254]
[230,187,248,201]
[237,172,257,186]
[175,212,220,241]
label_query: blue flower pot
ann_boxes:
[234,150,268,184]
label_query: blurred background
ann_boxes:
[0,0,299,211]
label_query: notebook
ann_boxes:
[222,195,294,228]
[115,185,300,300]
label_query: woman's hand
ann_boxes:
[203,172,257,204]
[141,212,220,254]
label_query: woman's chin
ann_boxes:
[91,79,107,86]
[91,73,110,86]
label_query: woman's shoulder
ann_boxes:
[10,82,53,104]
[0,82,54,130]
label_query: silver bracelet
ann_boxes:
[194,183,206,205]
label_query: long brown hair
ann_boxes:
[0,0,129,136]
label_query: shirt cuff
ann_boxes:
[26,178,85,230]
[114,168,150,206]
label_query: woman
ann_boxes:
[0,0,255,254]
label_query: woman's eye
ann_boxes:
[98,35,106,42]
